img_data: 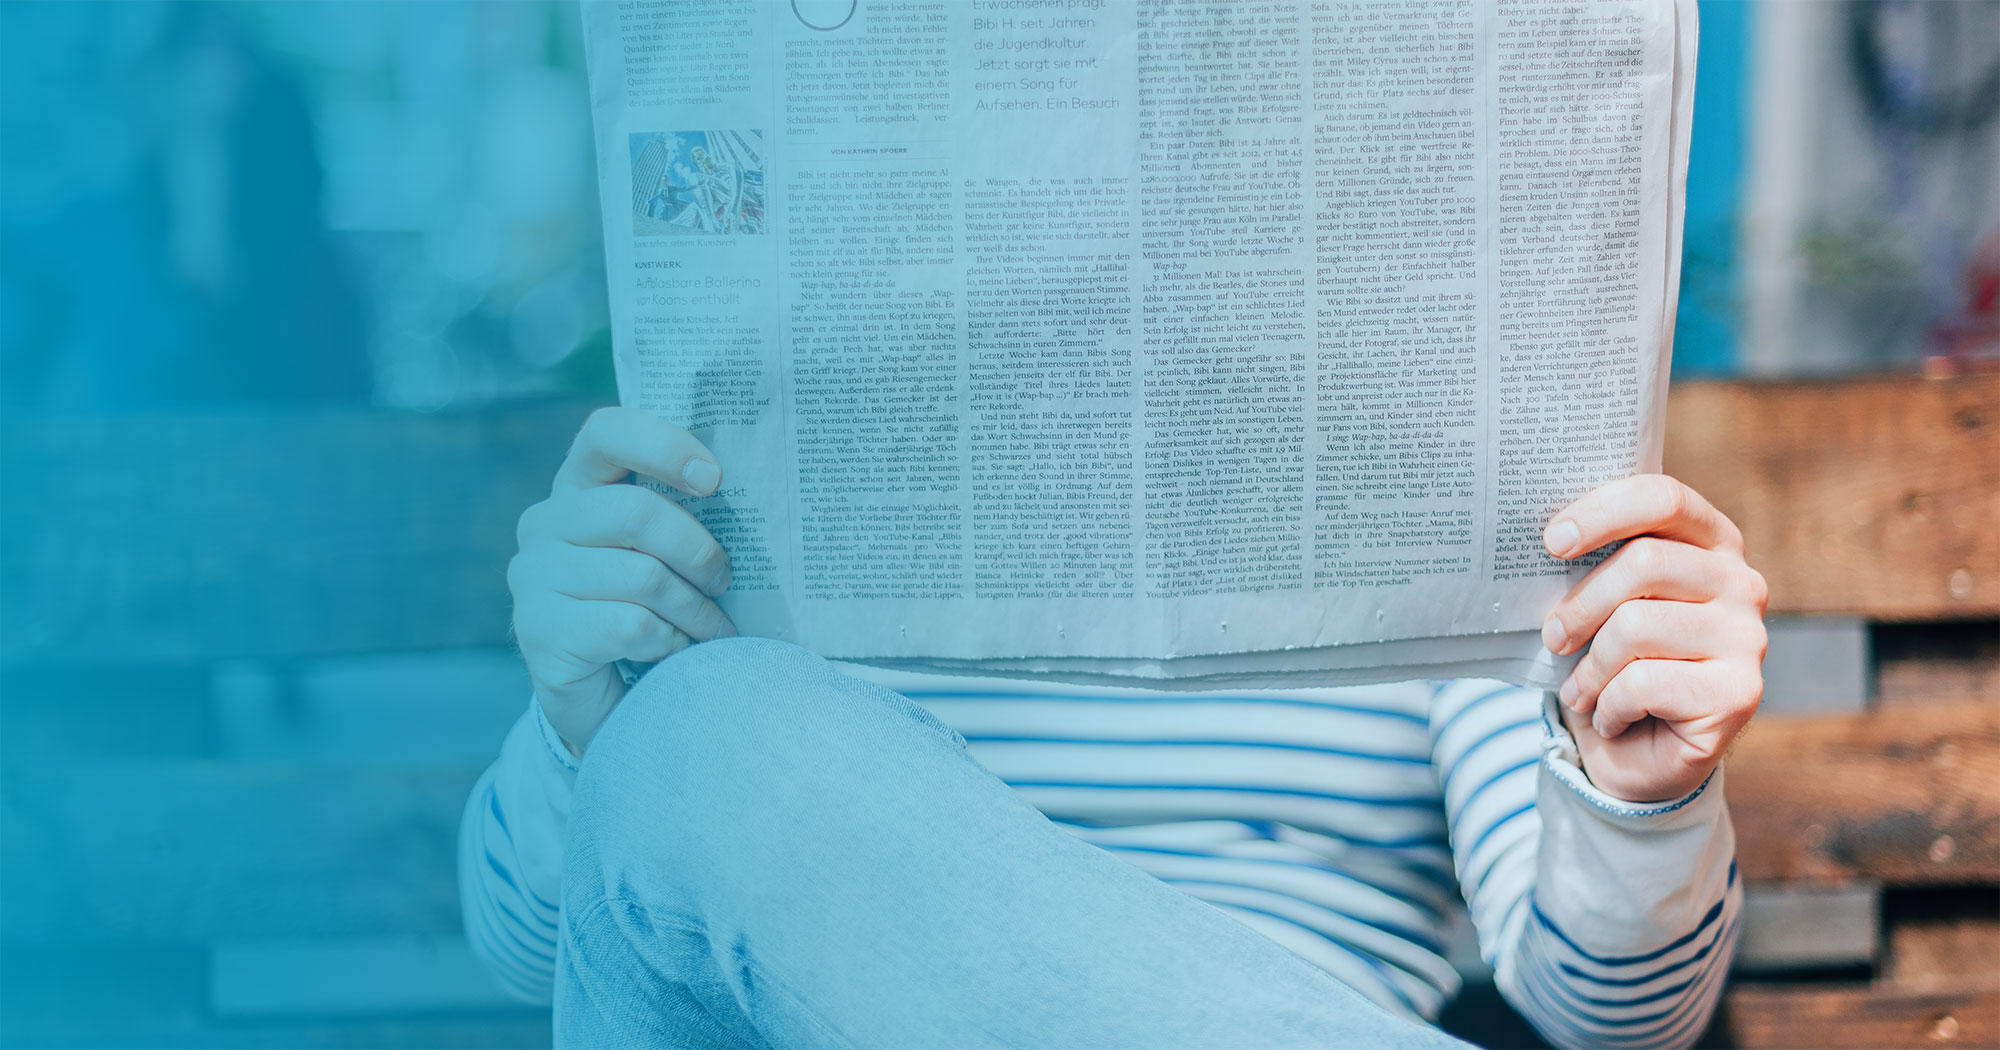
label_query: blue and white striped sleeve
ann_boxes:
[457,698,577,1005]
[1429,679,1741,1050]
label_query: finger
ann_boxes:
[555,406,723,497]
[522,544,736,642]
[1591,658,1745,742]
[524,484,731,596]
[1562,706,1720,805]
[520,594,692,668]
[1544,474,1743,561]
[1559,599,1721,717]
[1541,538,1735,656]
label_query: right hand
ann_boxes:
[509,407,736,755]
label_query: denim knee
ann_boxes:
[562,637,966,916]
[597,636,963,761]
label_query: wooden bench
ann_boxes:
[2,376,1993,1047]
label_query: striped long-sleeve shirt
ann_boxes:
[462,668,1741,1049]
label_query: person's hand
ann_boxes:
[1539,474,1767,803]
[509,407,736,755]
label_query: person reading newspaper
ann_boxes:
[463,407,1765,1048]
[465,0,1754,1045]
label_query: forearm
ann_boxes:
[1499,693,1741,1050]
[458,699,579,1004]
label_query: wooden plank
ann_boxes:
[1662,374,2000,620]
[210,937,520,1017]
[0,943,551,1049]
[0,1014,552,1050]
[1725,699,2000,884]
[1874,621,2000,707]
[1884,886,2000,985]
[1737,883,1879,972]
[1714,980,2000,1049]
[0,402,591,665]
[0,665,214,763]
[4,650,532,767]
[214,650,529,765]
[1891,920,2000,986]
[0,761,473,941]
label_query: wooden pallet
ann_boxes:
[1664,374,2000,1050]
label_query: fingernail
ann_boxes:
[1545,520,1581,558]
[706,565,731,596]
[715,620,737,639]
[1542,617,1569,654]
[682,458,720,494]
[1559,677,1579,709]
[1591,712,1609,738]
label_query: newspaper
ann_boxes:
[580,0,1697,691]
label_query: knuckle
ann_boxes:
[1624,536,1670,582]
[516,498,551,546]
[1595,663,1626,702]
[658,507,699,553]
[1722,516,1747,553]
[1574,652,1606,692]
[606,484,657,536]
[1619,658,1666,698]
[702,542,732,584]
[1714,670,1761,723]
[1631,666,1687,714]
[1744,567,1770,610]
[1662,478,1692,522]
[658,579,703,625]
[671,517,725,580]
[1597,603,1639,649]
[1596,672,1635,719]
[633,556,672,599]
[1741,675,1765,716]
[1573,500,1608,541]
[609,605,659,652]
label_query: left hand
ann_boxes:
[1540,474,1768,803]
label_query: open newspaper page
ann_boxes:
[581,0,1695,690]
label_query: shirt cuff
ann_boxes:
[532,693,582,784]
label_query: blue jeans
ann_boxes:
[557,638,1469,1049]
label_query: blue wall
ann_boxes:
[1674,0,1753,377]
